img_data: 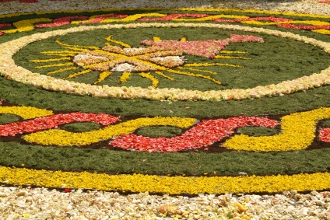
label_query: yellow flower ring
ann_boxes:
[1,22,330,101]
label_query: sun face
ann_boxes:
[29,34,264,88]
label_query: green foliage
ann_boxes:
[321,119,330,128]
[2,75,330,119]
[0,142,329,176]
[237,126,279,136]
[0,114,20,124]
[61,122,101,132]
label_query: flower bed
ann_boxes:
[1,7,330,198]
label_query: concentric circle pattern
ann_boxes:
[1,3,330,215]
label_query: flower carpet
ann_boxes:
[1,6,330,199]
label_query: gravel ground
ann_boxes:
[1,0,330,219]
[1,186,330,220]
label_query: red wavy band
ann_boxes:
[0,112,120,136]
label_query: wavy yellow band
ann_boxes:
[0,106,53,119]
[0,166,329,194]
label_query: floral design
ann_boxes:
[2,105,330,153]
[0,7,330,195]
[223,107,330,151]
[0,106,53,119]
[1,12,330,36]
[35,33,260,87]
[141,34,264,59]
[110,116,278,152]
[1,23,330,101]
[34,16,89,28]
[23,116,196,146]
[0,112,120,136]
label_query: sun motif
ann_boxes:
[29,34,264,88]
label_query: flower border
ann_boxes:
[3,105,330,153]
[1,22,330,101]
[1,166,329,195]
[2,11,330,36]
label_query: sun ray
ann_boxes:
[139,72,159,88]
[185,63,242,68]
[94,71,112,84]
[178,67,217,75]
[59,47,88,52]
[220,50,248,54]
[41,51,79,56]
[106,35,131,48]
[53,43,89,52]
[119,72,131,83]
[40,54,75,57]
[214,55,251,60]
[75,49,226,86]
[81,57,125,70]
[154,71,174,80]
[165,69,222,85]
[153,36,161,41]
[80,52,171,73]
[30,57,71,63]
[34,62,74,69]
[93,49,129,58]
[47,67,79,75]
[127,57,166,70]
[55,40,100,50]
[64,69,92,79]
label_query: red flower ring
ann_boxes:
[0,112,120,136]
[110,116,279,152]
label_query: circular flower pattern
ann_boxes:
[1,22,330,101]
[1,7,330,196]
